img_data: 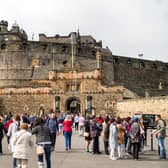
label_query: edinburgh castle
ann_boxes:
[0,20,168,119]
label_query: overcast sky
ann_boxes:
[0,0,168,62]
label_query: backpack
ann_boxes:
[161,119,167,127]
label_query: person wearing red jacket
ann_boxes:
[63,115,73,151]
[4,119,13,144]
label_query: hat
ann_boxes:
[134,117,139,122]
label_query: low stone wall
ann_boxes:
[0,93,54,115]
[0,87,54,115]
[117,96,168,120]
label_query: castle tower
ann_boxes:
[11,21,20,32]
[0,20,8,32]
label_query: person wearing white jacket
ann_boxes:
[109,118,118,160]
[13,123,33,168]
[7,115,20,168]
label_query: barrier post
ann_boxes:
[151,130,153,151]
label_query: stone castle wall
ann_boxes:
[1,20,168,117]
[0,88,54,115]
[117,96,168,120]
[113,56,168,97]
[1,21,168,97]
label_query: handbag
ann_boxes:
[36,145,44,155]
[84,132,89,137]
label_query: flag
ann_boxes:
[70,33,74,44]
[70,32,75,44]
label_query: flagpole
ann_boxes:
[72,41,74,69]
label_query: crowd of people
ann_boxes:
[0,111,167,168]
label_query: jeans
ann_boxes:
[126,137,132,154]
[158,137,166,159]
[104,141,109,155]
[132,143,140,159]
[51,133,56,147]
[0,137,2,153]
[92,136,100,154]
[13,157,17,168]
[38,144,51,168]
[64,132,72,149]
[75,123,79,131]
[58,124,63,133]
[118,144,125,158]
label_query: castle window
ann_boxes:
[140,61,145,68]
[62,46,67,52]
[127,58,131,64]
[62,60,67,66]
[1,43,6,50]
[152,63,157,69]
[92,50,96,56]
[0,27,1,32]
[114,57,119,64]
[43,44,47,50]
[78,47,81,54]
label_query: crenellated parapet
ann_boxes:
[49,69,102,81]
[0,87,52,95]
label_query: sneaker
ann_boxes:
[110,157,118,160]
[126,153,131,156]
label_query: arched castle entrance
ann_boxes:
[65,97,81,113]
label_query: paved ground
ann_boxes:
[0,130,168,168]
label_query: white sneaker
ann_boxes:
[110,157,118,160]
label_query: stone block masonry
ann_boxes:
[117,96,168,121]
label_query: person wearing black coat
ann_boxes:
[0,117,4,154]
[90,117,102,154]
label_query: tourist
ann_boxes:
[7,115,20,168]
[152,115,166,160]
[116,118,125,159]
[13,123,33,168]
[84,116,92,152]
[21,114,30,124]
[96,114,104,131]
[125,117,132,155]
[102,117,110,155]
[63,115,73,151]
[46,113,58,151]
[79,114,85,136]
[139,116,145,153]
[4,116,13,144]
[74,114,79,131]
[130,117,141,160]
[0,117,4,154]
[32,117,52,168]
[109,118,118,160]
[90,116,101,154]
[97,114,104,125]
[29,114,36,130]
[57,113,64,133]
